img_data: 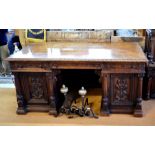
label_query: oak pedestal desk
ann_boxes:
[6,42,148,117]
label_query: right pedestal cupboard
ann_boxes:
[143,29,155,99]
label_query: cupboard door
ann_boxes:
[19,73,49,106]
[110,74,137,113]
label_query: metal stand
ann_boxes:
[60,85,98,119]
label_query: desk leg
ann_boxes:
[14,73,27,114]
[100,72,110,116]
[134,74,144,117]
[46,72,57,116]
[146,75,152,100]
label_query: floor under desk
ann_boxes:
[0,88,155,126]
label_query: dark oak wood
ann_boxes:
[14,72,27,114]
[100,73,110,116]
[143,30,155,99]
[6,42,147,117]
[134,73,144,117]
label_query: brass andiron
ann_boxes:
[60,85,98,119]
[77,87,98,118]
[77,87,87,116]
[60,84,70,114]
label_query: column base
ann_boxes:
[100,110,110,116]
[16,107,27,115]
[49,109,58,116]
[134,110,143,117]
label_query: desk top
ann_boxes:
[7,42,148,63]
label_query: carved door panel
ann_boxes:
[110,74,137,107]
[19,73,49,105]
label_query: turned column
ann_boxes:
[14,72,27,114]
[100,71,110,116]
[134,73,144,117]
[46,71,57,116]
[146,73,152,100]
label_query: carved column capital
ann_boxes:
[138,73,145,78]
